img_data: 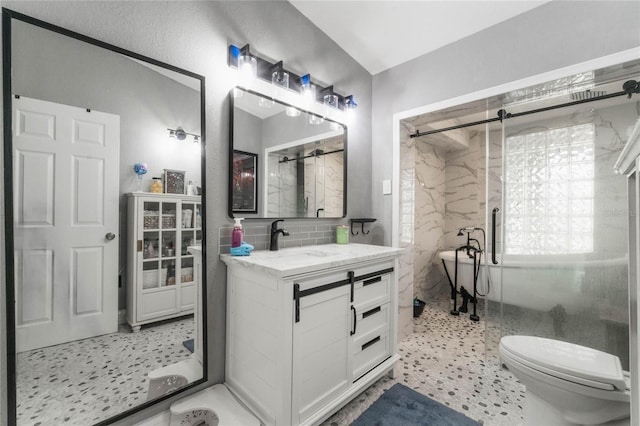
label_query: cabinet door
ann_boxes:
[292,281,351,423]
[138,199,179,321]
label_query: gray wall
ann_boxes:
[11,19,202,311]
[0,1,372,425]
[372,1,640,246]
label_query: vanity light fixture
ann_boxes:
[271,61,289,89]
[228,44,357,112]
[321,86,339,109]
[300,73,316,106]
[167,127,200,143]
[229,44,257,83]
[345,95,357,110]
[344,95,357,121]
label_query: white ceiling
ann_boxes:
[289,1,551,75]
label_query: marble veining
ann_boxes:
[221,243,403,277]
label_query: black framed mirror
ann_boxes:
[2,9,207,425]
[229,87,347,219]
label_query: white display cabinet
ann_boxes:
[126,192,202,332]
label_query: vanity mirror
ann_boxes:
[2,9,207,425]
[229,87,347,218]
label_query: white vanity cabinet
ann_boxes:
[126,193,202,331]
[221,244,403,426]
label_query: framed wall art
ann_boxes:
[164,169,186,194]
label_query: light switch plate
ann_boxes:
[382,179,392,195]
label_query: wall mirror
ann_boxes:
[229,87,347,218]
[2,9,207,425]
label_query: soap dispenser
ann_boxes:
[231,218,244,248]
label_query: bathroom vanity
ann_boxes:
[221,243,403,426]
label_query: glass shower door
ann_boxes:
[494,90,631,369]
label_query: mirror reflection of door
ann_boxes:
[6,11,206,425]
[13,96,120,352]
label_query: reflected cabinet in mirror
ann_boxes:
[2,9,207,425]
[230,87,347,218]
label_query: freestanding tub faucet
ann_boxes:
[270,219,290,251]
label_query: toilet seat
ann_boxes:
[500,336,627,391]
[169,384,261,426]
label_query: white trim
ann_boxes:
[391,47,640,250]
[614,118,640,176]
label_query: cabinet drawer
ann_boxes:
[354,272,391,309]
[353,303,389,340]
[352,329,390,381]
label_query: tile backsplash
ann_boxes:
[218,222,339,254]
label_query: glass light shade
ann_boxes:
[323,94,338,109]
[272,69,289,89]
[238,54,257,82]
[302,83,316,105]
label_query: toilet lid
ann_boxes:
[500,335,627,391]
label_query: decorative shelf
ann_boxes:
[350,218,376,236]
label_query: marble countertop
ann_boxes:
[220,243,403,277]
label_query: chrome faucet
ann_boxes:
[270,219,290,251]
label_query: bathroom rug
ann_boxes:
[182,338,194,353]
[351,383,481,426]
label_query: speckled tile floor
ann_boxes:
[322,294,525,426]
[16,316,195,426]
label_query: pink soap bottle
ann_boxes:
[231,218,244,248]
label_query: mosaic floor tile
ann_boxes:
[16,317,195,425]
[322,294,525,426]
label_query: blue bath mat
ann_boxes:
[182,338,194,353]
[352,383,481,426]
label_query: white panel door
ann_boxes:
[13,96,120,352]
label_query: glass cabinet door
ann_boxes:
[140,198,200,290]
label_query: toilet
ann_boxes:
[499,335,630,426]
[168,384,260,426]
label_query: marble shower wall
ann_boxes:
[444,133,483,250]
[397,125,417,341]
[323,152,344,218]
[413,141,447,300]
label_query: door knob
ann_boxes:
[105,232,116,241]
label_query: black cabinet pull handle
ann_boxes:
[348,270,355,302]
[363,276,382,286]
[361,336,381,351]
[293,284,300,323]
[492,207,500,265]
[362,306,381,319]
[350,306,357,335]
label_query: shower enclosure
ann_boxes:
[402,58,640,373]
